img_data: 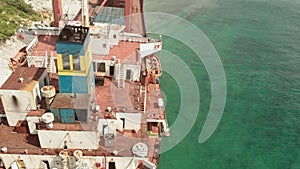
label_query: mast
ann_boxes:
[52,0,63,27]
[124,0,146,36]
[82,0,89,27]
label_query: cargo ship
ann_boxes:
[0,0,169,168]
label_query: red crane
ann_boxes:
[52,0,63,27]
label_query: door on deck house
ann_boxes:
[126,69,131,80]
[60,108,75,123]
[75,109,88,123]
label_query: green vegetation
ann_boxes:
[0,0,39,42]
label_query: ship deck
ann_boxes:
[0,118,160,165]
[0,27,164,168]
[92,41,141,63]
[0,76,164,160]
[30,35,58,57]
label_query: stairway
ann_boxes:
[117,63,125,88]
[46,52,52,73]
[139,86,146,112]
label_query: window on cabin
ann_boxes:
[93,62,97,72]
[54,58,58,73]
[42,160,50,169]
[73,50,81,70]
[97,62,106,72]
[62,50,70,70]
[113,34,117,39]
[109,160,116,169]
[102,43,106,48]
[12,95,18,105]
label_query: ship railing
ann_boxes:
[124,59,140,65]
[17,27,61,36]
[25,36,38,53]
[120,35,161,43]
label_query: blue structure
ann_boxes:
[50,26,95,123]
[50,93,90,123]
[92,7,125,25]
[56,26,95,94]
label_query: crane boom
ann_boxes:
[92,0,109,19]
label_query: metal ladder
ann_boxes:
[117,63,125,88]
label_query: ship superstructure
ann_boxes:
[0,0,169,169]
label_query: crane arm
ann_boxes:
[92,0,109,18]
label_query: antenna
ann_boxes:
[62,0,72,26]
[64,0,72,17]
[81,0,89,27]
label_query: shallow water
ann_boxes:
[145,0,300,168]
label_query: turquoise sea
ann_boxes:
[145,0,300,168]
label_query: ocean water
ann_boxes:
[145,0,300,168]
